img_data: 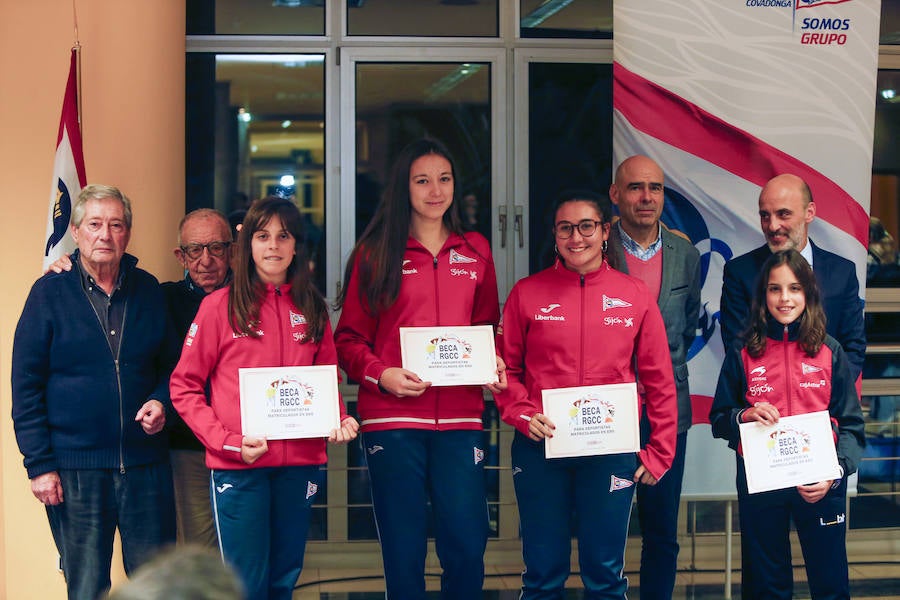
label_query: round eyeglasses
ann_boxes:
[554,219,603,239]
[180,241,231,260]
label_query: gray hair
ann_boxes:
[177,208,232,245]
[72,184,133,229]
[104,545,244,600]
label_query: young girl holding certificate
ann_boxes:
[171,197,358,600]
[494,190,676,598]
[334,138,505,599]
[710,249,865,599]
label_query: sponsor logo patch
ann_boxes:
[474,447,485,465]
[801,363,823,375]
[450,249,477,264]
[306,481,318,500]
[603,294,632,311]
[367,445,385,455]
[609,475,635,492]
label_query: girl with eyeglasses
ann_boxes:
[710,249,864,599]
[494,189,677,598]
[170,197,358,600]
[334,138,506,599]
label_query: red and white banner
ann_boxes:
[43,48,87,271]
[614,0,880,497]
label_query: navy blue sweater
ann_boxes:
[11,252,178,479]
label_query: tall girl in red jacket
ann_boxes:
[495,190,677,599]
[334,138,506,599]
[710,249,865,599]
[171,197,358,600]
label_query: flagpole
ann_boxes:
[72,0,81,127]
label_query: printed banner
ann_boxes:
[614,0,880,497]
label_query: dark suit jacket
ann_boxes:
[719,240,866,379]
[609,225,702,433]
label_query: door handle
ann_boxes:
[514,206,524,248]
[498,205,508,248]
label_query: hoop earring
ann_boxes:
[602,240,608,253]
[554,244,559,255]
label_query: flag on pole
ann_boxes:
[43,48,87,270]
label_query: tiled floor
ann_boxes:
[294,562,900,599]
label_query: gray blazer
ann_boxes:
[608,224,701,434]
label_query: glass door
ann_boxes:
[338,47,508,541]
[513,48,614,283]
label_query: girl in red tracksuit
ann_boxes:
[171,197,358,600]
[495,189,677,599]
[334,138,505,600]
[710,249,865,600]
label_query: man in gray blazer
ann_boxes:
[608,155,701,600]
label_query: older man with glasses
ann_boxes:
[163,208,234,547]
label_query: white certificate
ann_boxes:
[399,325,498,387]
[239,365,340,440]
[739,410,841,494]
[541,383,640,459]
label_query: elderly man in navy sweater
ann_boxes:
[12,184,177,600]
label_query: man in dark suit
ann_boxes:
[720,173,866,380]
[608,155,702,600]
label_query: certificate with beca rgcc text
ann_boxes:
[239,365,340,440]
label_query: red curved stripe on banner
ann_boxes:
[691,394,714,425]
[613,62,868,247]
[796,0,853,9]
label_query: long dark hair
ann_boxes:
[548,189,614,269]
[228,196,327,342]
[744,249,826,358]
[336,138,467,315]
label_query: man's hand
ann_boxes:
[241,436,268,464]
[31,471,64,505]
[329,417,360,444]
[45,254,73,274]
[135,400,166,435]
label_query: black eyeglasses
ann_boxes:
[180,241,231,260]
[554,220,603,239]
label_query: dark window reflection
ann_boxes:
[520,0,612,39]
[347,0,498,37]
[528,63,613,275]
[187,0,325,35]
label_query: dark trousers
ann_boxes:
[511,431,637,600]
[636,430,687,599]
[737,458,850,600]
[47,463,176,600]
[363,429,489,600]
[211,465,321,600]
